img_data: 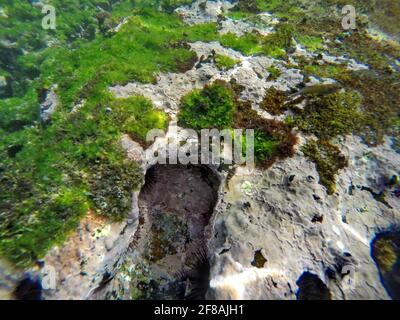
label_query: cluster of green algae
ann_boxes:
[1,0,399,269]
[0,0,210,267]
[178,80,298,168]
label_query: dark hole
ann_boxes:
[13,275,42,300]
[311,214,324,223]
[130,164,220,300]
[296,272,331,300]
[251,249,267,268]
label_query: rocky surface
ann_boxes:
[111,0,399,300]
[176,0,278,37]
[40,200,141,300]
[3,0,398,300]
[111,40,305,121]
[208,135,399,300]
[39,84,59,122]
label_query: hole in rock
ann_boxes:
[296,272,331,300]
[132,164,220,300]
[371,231,400,300]
[13,275,42,300]
[251,249,267,268]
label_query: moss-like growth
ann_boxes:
[291,90,363,139]
[337,70,400,146]
[178,80,236,131]
[3,0,398,269]
[230,0,263,14]
[160,0,194,12]
[369,0,400,38]
[266,65,282,80]
[0,183,89,267]
[297,62,399,148]
[215,54,239,71]
[263,23,295,59]
[90,159,143,221]
[302,62,348,80]
[260,87,287,115]
[373,237,398,274]
[219,23,295,60]
[239,129,280,166]
[330,31,399,72]
[110,96,169,147]
[177,81,297,168]
[220,32,264,56]
[302,139,347,194]
[296,35,324,52]
[235,102,298,168]
[0,4,206,267]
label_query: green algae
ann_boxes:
[0,3,207,267]
[288,90,362,194]
[336,70,400,146]
[178,80,236,131]
[266,65,282,80]
[234,101,298,168]
[302,139,347,195]
[215,54,240,71]
[290,90,363,139]
[1,0,399,271]
[220,32,264,56]
[177,81,297,168]
[260,87,287,115]
[296,35,324,52]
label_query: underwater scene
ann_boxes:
[0,0,399,301]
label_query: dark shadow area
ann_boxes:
[296,272,331,300]
[13,275,42,300]
[131,164,220,300]
[251,249,267,268]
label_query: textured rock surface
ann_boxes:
[39,84,59,121]
[110,40,305,120]
[208,135,399,300]
[110,0,399,300]
[41,202,141,300]
[3,0,397,300]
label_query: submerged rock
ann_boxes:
[39,84,59,122]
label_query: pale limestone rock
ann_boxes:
[40,84,59,121]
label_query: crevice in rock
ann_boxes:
[371,231,400,300]
[251,249,267,268]
[13,274,42,300]
[296,272,331,300]
[311,214,324,223]
[128,164,221,300]
[360,186,392,209]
